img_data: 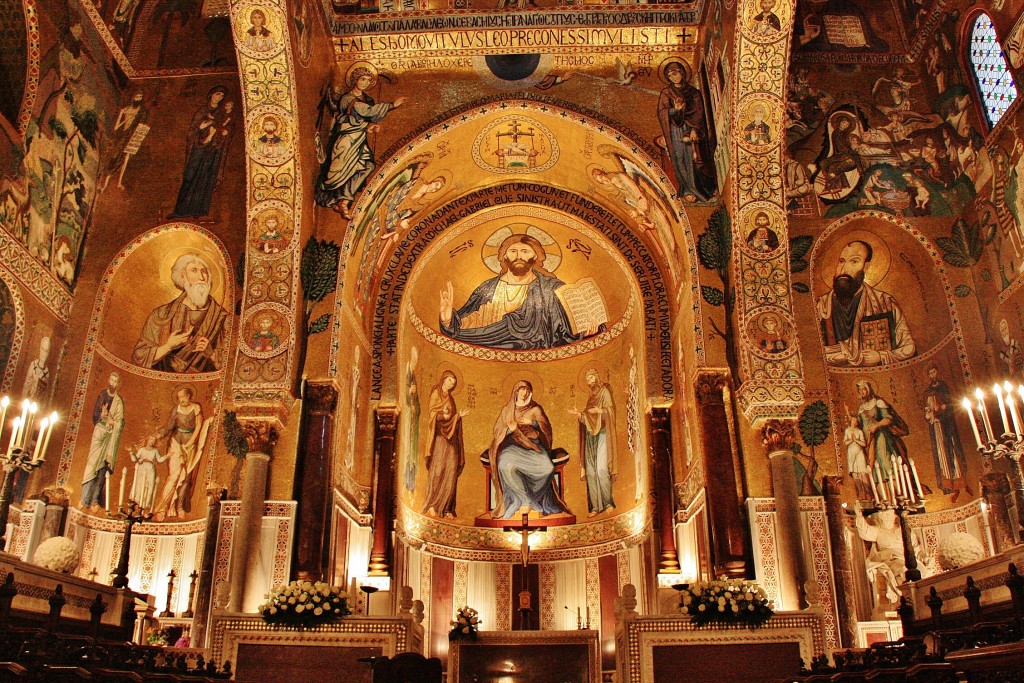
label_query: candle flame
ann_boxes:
[1005,381,1015,392]
[976,387,986,399]
[28,402,37,414]
[962,397,973,409]
[994,383,1004,395]
[0,397,8,408]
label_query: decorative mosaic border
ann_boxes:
[730,0,805,422]
[67,506,208,536]
[399,499,650,562]
[229,0,302,403]
[0,231,72,323]
[746,496,840,651]
[330,97,704,377]
[56,223,232,488]
[16,0,40,136]
[621,613,825,683]
[0,265,26,393]
[209,614,414,666]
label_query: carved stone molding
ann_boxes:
[694,371,729,406]
[760,419,796,453]
[305,382,339,414]
[241,421,279,455]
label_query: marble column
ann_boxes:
[227,422,277,612]
[190,487,225,647]
[368,407,397,576]
[822,475,857,647]
[762,419,804,610]
[293,383,338,581]
[695,372,749,578]
[649,408,681,574]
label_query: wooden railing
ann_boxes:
[0,572,232,682]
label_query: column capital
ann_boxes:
[241,420,279,456]
[761,418,797,454]
[305,381,339,414]
[694,370,729,405]
[375,405,398,432]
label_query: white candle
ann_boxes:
[105,477,110,513]
[964,398,983,447]
[995,384,1010,435]
[888,471,897,502]
[977,389,994,441]
[892,458,905,497]
[31,418,47,463]
[38,413,57,462]
[868,466,880,504]
[875,465,887,503]
[0,396,9,448]
[8,417,21,452]
[908,457,925,500]
[902,461,916,503]
[119,467,126,508]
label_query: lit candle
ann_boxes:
[1008,393,1023,437]
[888,471,897,502]
[37,413,57,463]
[586,606,590,628]
[868,466,880,504]
[977,389,994,441]
[119,467,126,508]
[902,461,916,503]
[0,396,9,447]
[874,465,887,503]
[31,418,47,463]
[964,398,983,447]
[995,384,1010,435]
[892,459,905,498]
[908,456,924,500]
[8,417,21,452]
[105,477,110,513]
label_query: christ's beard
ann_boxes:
[832,272,864,306]
[504,257,536,277]
[185,281,211,308]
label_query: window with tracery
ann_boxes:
[968,13,1017,128]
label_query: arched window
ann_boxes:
[968,13,1017,128]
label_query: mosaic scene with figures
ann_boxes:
[0,0,1022,679]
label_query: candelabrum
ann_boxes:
[0,398,59,549]
[963,382,1024,534]
[110,500,152,590]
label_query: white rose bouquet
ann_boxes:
[679,577,774,628]
[259,580,351,627]
[449,605,481,641]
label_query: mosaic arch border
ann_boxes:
[359,181,678,403]
[229,0,304,406]
[0,265,26,393]
[329,97,706,377]
[14,0,40,136]
[55,223,234,487]
[730,0,805,422]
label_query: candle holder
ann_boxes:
[359,585,379,615]
[861,496,925,583]
[110,500,152,590]
[0,401,59,549]
[964,382,1024,535]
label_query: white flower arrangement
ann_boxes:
[679,577,774,628]
[449,605,481,641]
[259,580,350,626]
[32,536,80,574]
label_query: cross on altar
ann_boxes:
[504,512,548,629]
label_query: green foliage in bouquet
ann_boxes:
[679,578,774,628]
[145,626,170,646]
[259,580,351,627]
[449,606,481,641]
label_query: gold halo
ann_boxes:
[428,361,465,394]
[481,223,561,274]
[500,371,546,404]
[815,228,892,293]
[658,58,692,85]
[344,61,378,89]
[576,361,609,393]
[157,245,226,303]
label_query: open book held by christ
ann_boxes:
[555,277,609,336]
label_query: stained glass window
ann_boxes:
[969,13,1018,128]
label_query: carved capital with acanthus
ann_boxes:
[305,381,339,414]
[694,370,729,406]
[241,420,279,455]
[375,405,398,434]
[760,418,796,453]
[822,474,843,497]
